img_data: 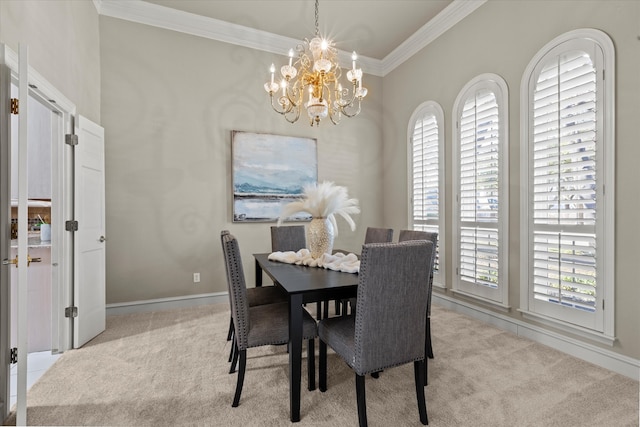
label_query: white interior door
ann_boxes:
[73,115,105,348]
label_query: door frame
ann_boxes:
[0,43,76,421]
[0,54,12,422]
[2,44,77,355]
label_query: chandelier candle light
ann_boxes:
[263,0,368,126]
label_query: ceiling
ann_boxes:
[141,0,453,61]
[96,0,486,76]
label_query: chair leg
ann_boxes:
[323,301,329,319]
[414,360,428,425]
[319,340,327,392]
[232,350,247,407]
[424,356,428,387]
[341,299,349,316]
[356,374,368,427]
[316,301,323,320]
[308,339,316,391]
[229,340,239,374]
[424,316,433,386]
[426,317,434,359]
[228,329,235,363]
[226,317,233,341]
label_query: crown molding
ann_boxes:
[381,0,487,75]
[97,0,485,77]
[92,0,102,14]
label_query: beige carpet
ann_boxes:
[5,303,639,426]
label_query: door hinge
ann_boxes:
[10,348,17,364]
[65,306,78,318]
[65,134,78,146]
[10,98,19,114]
[65,220,78,231]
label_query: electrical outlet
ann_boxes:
[193,273,200,283]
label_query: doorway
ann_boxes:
[1,43,106,424]
[8,82,61,407]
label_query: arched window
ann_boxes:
[519,29,615,340]
[408,101,445,286]
[452,74,509,306]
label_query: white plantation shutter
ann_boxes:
[460,227,499,288]
[410,102,444,276]
[459,91,500,288]
[453,75,508,304]
[533,232,596,311]
[532,50,597,313]
[521,29,614,337]
[412,114,439,223]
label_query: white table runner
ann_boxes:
[268,249,360,274]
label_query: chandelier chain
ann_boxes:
[314,0,319,37]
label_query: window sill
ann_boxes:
[518,309,616,347]
[451,289,511,313]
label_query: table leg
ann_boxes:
[289,293,303,422]
[255,259,263,287]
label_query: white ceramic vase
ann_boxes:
[307,217,334,259]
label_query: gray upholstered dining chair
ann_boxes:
[221,231,287,370]
[364,226,394,245]
[318,240,434,427]
[271,225,306,252]
[221,232,318,407]
[338,227,394,317]
[270,225,325,319]
[399,229,438,386]
[398,229,438,360]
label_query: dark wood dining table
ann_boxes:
[253,253,359,422]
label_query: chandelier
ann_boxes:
[263,0,368,126]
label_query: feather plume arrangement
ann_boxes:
[278,181,360,235]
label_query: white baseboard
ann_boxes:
[106,292,228,316]
[433,293,640,381]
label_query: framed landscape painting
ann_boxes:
[232,131,317,222]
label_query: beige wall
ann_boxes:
[3,0,637,360]
[382,0,640,359]
[99,16,383,304]
[0,0,101,123]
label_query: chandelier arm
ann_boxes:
[271,91,302,123]
[327,107,341,125]
[282,85,299,110]
[333,65,342,81]
[270,93,296,115]
[284,106,301,124]
[337,99,362,118]
[335,85,358,109]
[269,94,287,114]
